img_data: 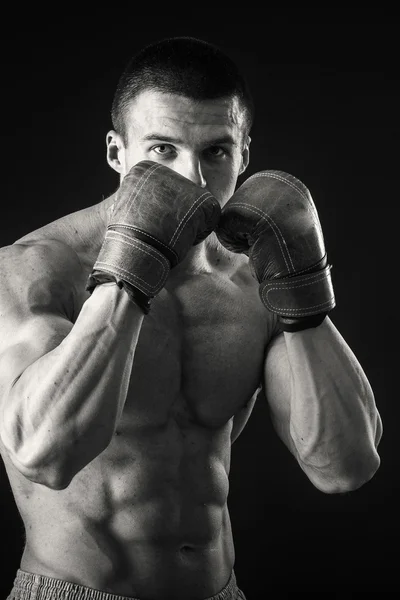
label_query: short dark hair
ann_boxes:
[111,36,254,143]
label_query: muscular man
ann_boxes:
[1,37,382,600]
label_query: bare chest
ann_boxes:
[24,213,275,432]
[120,269,273,430]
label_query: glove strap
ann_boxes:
[259,264,335,330]
[86,229,171,314]
[86,271,152,314]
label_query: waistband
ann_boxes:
[8,568,239,600]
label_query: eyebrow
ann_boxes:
[141,133,238,146]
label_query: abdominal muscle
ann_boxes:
[11,405,242,599]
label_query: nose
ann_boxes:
[176,157,207,188]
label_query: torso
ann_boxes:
[1,200,277,599]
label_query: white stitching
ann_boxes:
[116,166,215,253]
[264,303,332,314]
[247,171,319,220]
[130,162,163,209]
[104,233,169,269]
[169,192,214,247]
[261,271,333,312]
[109,225,171,252]
[119,162,163,220]
[264,269,327,286]
[98,233,169,292]
[248,172,309,200]
[248,171,307,198]
[224,202,294,273]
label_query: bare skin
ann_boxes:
[0,91,382,599]
[0,205,270,598]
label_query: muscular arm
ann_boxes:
[0,240,144,489]
[263,317,382,494]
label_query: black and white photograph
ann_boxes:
[0,16,397,599]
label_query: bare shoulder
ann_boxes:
[0,195,110,331]
[1,236,82,274]
[0,238,84,345]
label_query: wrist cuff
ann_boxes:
[279,313,327,332]
[259,264,335,318]
[86,272,152,314]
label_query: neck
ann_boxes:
[174,233,243,277]
[97,192,116,225]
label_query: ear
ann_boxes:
[106,130,125,174]
[239,135,251,175]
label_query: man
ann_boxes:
[1,36,382,600]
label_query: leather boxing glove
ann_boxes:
[87,160,220,313]
[216,170,335,332]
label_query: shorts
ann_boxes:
[7,568,247,600]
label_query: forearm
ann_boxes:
[285,317,382,492]
[3,283,144,487]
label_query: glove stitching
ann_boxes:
[264,269,327,286]
[268,303,333,315]
[110,225,172,253]
[114,164,215,252]
[121,162,163,220]
[263,295,333,313]
[169,193,214,247]
[248,172,318,220]
[104,233,169,267]
[99,234,169,291]
[266,304,333,314]
[288,256,328,277]
[262,270,327,292]
[261,271,333,313]
[249,172,309,201]
[225,202,295,274]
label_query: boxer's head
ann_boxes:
[106,37,254,205]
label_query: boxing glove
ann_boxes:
[87,160,220,313]
[216,170,335,332]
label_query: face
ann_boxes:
[106,89,250,206]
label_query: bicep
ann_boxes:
[0,242,77,398]
[263,332,297,456]
[0,316,73,392]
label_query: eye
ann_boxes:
[206,146,226,158]
[151,144,175,156]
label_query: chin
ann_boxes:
[219,192,235,208]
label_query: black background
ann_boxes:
[0,14,398,599]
